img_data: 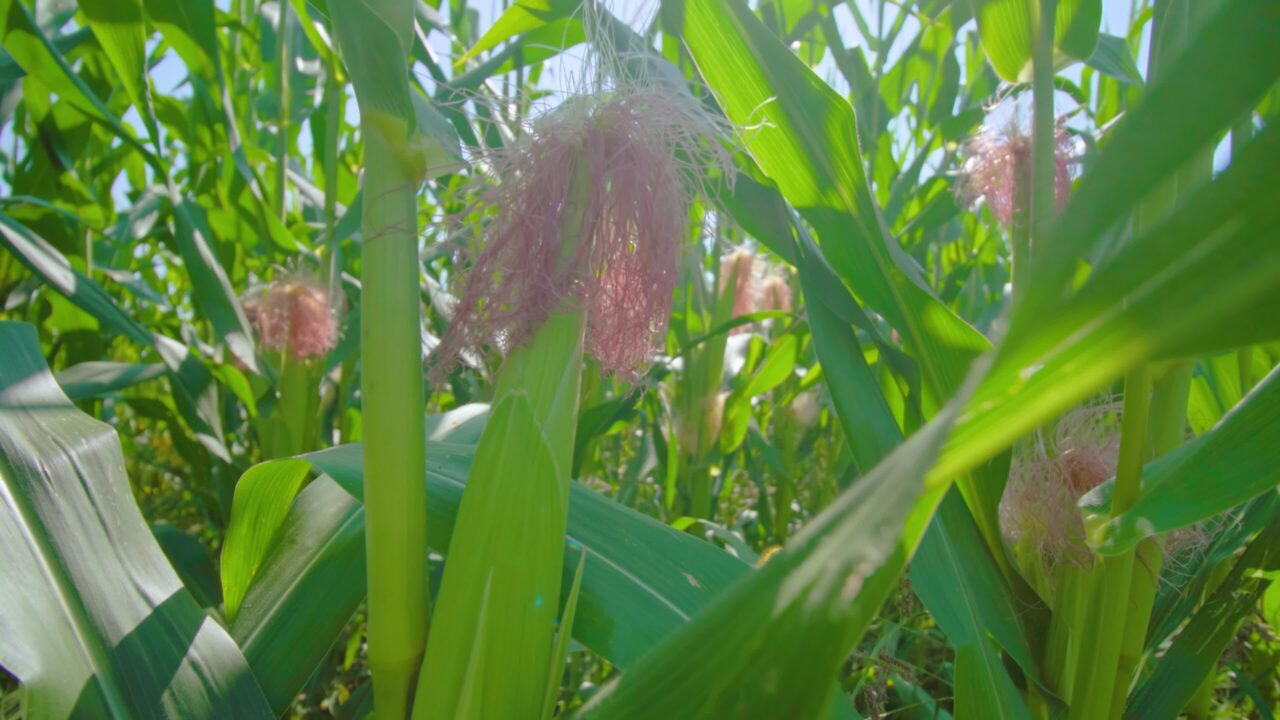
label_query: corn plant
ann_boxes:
[2,0,1279,719]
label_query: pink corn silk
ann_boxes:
[719,250,756,334]
[250,277,339,361]
[955,118,1076,226]
[1000,403,1119,567]
[759,274,792,314]
[435,90,726,381]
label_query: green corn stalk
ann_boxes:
[327,0,430,715]
[361,117,429,719]
[1027,0,1057,308]
[1067,364,1151,720]
[262,356,323,458]
[412,152,593,720]
[675,251,742,519]
[1105,1,1218,710]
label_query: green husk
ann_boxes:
[1067,364,1151,719]
[413,308,586,719]
[412,151,593,720]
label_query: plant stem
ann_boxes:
[361,109,427,718]
[275,1,292,221]
[1009,147,1032,309]
[1068,365,1151,719]
[1028,0,1058,269]
[277,354,319,455]
[1232,114,1253,394]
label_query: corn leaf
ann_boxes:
[0,322,273,719]
[54,361,166,401]
[225,406,753,715]
[970,0,1103,81]
[1127,518,1280,719]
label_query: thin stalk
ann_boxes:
[277,355,320,456]
[274,1,292,222]
[1028,0,1058,273]
[1009,150,1032,308]
[1068,365,1151,719]
[1233,114,1253,394]
[361,112,427,718]
[1107,360,1194,715]
[323,63,341,247]
[690,465,713,520]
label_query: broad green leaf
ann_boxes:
[1085,32,1143,85]
[54,361,166,401]
[229,475,368,713]
[416,310,585,720]
[0,0,155,165]
[141,0,221,79]
[741,334,797,399]
[0,26,91,84]
[1127,519,1280,719]
[971,0,1103,81]
[0,322,273,720]
[0,211,232,461]
[152,523,221,609]
[575,364,972,719]
[912,492,1044,714]
[220,459,313,622]
[953,644,1034,720]
[228,407,752,714]
[456,0,577,65]
[485,17,585,77]
[1082,364,1280,554]
[74,0,156,140]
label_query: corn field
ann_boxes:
[1,0,1278,717]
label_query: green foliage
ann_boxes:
[1,0,1278,718]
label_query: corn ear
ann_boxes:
[412,308,586,720]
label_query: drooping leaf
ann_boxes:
[227,407,752,714]
[1085,32,1143,85]
[0,322,273,720]
[456,0,578,65]
[55,361,166,400]
[74,0,157,140]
